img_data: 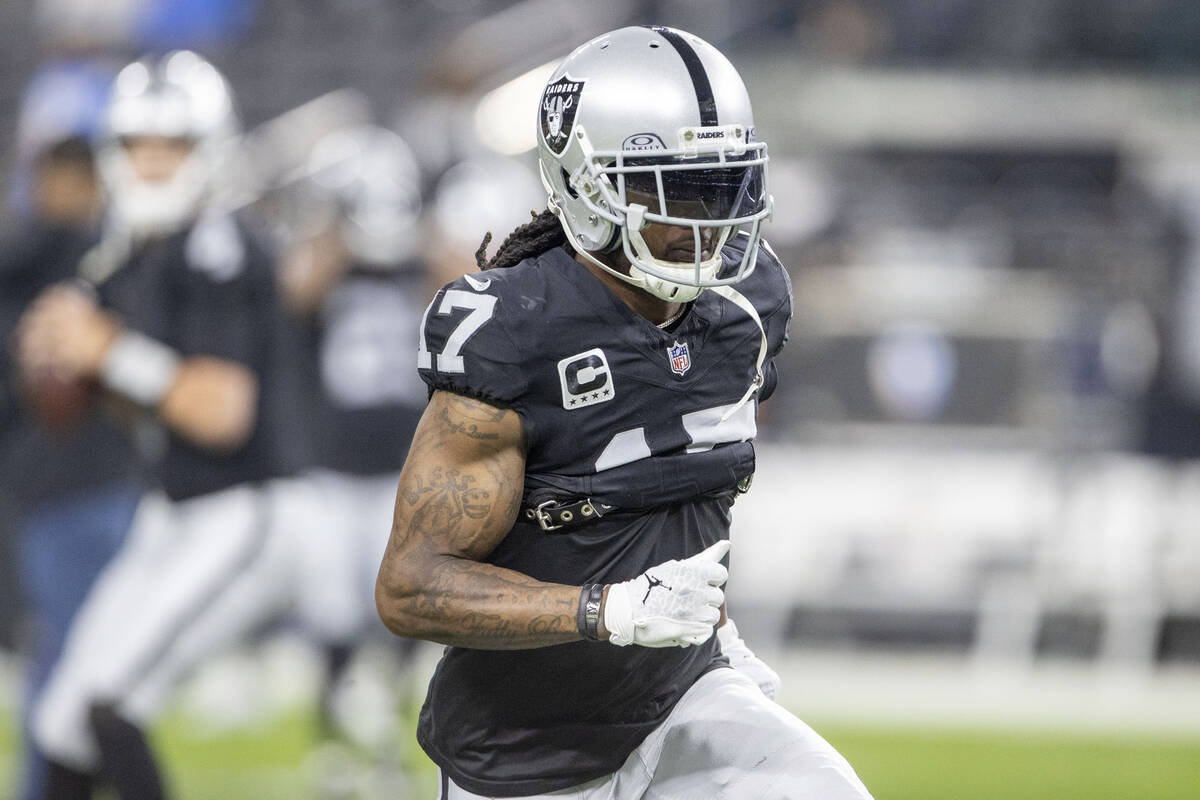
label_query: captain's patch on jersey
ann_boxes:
[558,348,614,410]
[668,340,691,376]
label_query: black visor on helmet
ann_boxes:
[616,153,766,221]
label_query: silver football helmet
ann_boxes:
[303,124,422,268]
[99,50,237,238]
[537,25,771,302]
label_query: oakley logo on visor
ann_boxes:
[623,133,667,151]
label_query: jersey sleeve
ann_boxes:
[417,276,529,408]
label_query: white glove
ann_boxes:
[603,540,729,648]
[717,618,781,700]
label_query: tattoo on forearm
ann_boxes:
[457,612,523,638]
[404,559,579,645]
[528,615,572,635]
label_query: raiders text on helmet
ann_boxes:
[536,26,772,302]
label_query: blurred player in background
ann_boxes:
[267,123,430,791]
[376,25,871,799]
[0,65,143,800]
[16,51,297,800]
[425,154,546,291]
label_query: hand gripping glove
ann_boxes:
[717,617,782,699]
[603,540,729,648]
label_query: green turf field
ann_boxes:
[4,707,1200,799]
[821,725,1200,800]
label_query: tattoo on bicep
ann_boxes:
[482,455,521,522]
[405,467,496,537]
[438,405,500,440]
[445,394,507,421]
[437,395,509,442]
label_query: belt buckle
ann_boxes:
[533,499,563,532]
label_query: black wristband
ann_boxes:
[578,583,604,641]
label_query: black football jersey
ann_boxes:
[98,213,294,501]
[414,235,792,796]
[292,267,428,475]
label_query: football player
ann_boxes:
[375,25,873,799]
[17,51,296,800]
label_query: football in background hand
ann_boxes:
[22,371,97,432]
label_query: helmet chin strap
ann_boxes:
[710,284,767,423]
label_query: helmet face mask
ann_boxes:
[104,136,210,237]
[537,26,772,302]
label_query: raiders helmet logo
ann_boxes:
[541,75,586,155]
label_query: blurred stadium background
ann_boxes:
[3,0,1200,798]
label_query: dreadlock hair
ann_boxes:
[475,209,572,271]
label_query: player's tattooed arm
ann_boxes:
[375,390,582,649]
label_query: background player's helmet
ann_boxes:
[536,25,771,303]
[99,50,238,237]
[301,124,422,269]
[432,155,545,254]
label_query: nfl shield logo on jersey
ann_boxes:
[668,340,691,376]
